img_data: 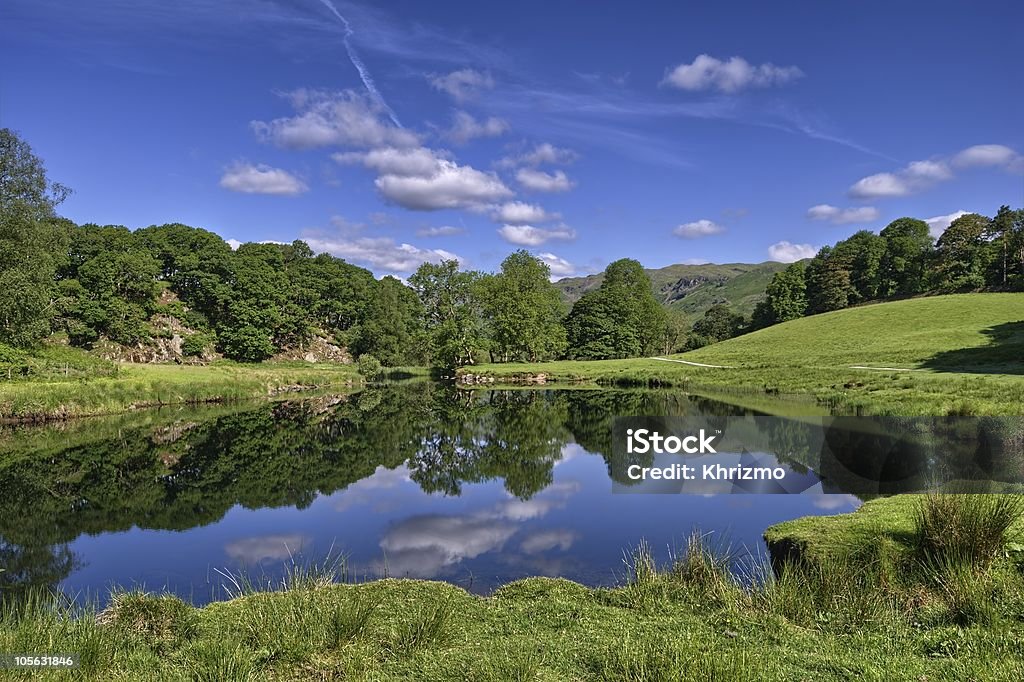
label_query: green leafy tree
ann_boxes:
[410,260,487,369]
[0,128,71,347]
[986,206,1024,287]
[565,259,666,359]
[806,247,852,314]
[832,230,886,302]
[352,276,427,366]
[932,213,992,292]
[879,218,933,297]
[753,262,808,328]
[481,250,567,362]
[689,304,745,347]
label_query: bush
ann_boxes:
[181,333,209,358]
[915,493,1024,569]
[357,354,383,379]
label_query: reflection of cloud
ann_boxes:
[333,465,412,512]
[372,480,582,578]
[520,529,578,554]
[224,534,310,564]
[811,494,862,511]
[491,481,580,520]
[554,443,585,467]
[376,515,518,578]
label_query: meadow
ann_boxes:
[460,293,1024,415]
[0,362,364,421]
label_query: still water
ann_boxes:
[1,385,867,605]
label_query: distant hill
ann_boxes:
[554,261,790,319]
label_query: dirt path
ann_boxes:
[650,357,734,369]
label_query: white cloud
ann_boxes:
[377,158,513,210]
[952,144,1022,169]
[849,144,1022,199]
[218,162,308,196]
[498,143,578,168]
[417,225,465,237]
[768,241,818,262]
[491,201,557,224]
[673,219,725,239]
[848,172,910,198]
[806,204,880,225]
[682,258,711,265]
[924,210,971,238]
[662,54,803,93]
[334,146,445,177]
[335,144,513,211]
[447,110,509,143]
[304,235,462,273]
[429,68,495,101]
[516,168,574,192]
[498,224,576,246]
[537,252,577,279]
[226,239,243,250]
[251,89,419,150]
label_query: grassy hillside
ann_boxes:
[459,293,1024,415]
[685,293,1024,372]
[555,261,790,318]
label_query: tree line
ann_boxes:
[752,210,1024,331]
[3,127,1021,369]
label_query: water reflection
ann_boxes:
[0,385,1019,604]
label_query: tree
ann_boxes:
[689,304,745,347]
[805,247,852,314]
[878,218,933,297]
[0,129,71,347]
[932,213,992,292]
[410,260,487,369]
[481,250,567,362]
[832,230,885,303]
[753,262,807,328]
[987,206,1024,286]
[564,259,666,359]
[352,276,426,366]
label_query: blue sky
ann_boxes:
[3,0,1022,279]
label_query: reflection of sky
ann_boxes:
[60,441,861,604]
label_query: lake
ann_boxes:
[0,383,934,605]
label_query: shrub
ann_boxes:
[357,354,383,379]
[181,333,209,358]
[915,493,1024,570]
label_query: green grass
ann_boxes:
[459,293,1024,415]
[0,361,362,421]
[5,499,1024,681]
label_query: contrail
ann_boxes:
[316,0,403,128]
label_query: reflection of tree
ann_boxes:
[565,391,748,484]
[0,385,574,594]
[0,537,76,605]
[408,390,570,499]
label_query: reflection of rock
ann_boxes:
[224,534,311,564]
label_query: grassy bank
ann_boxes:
[0,362,363,421]
[4,494,1024,681]
[459,293,1024,415]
